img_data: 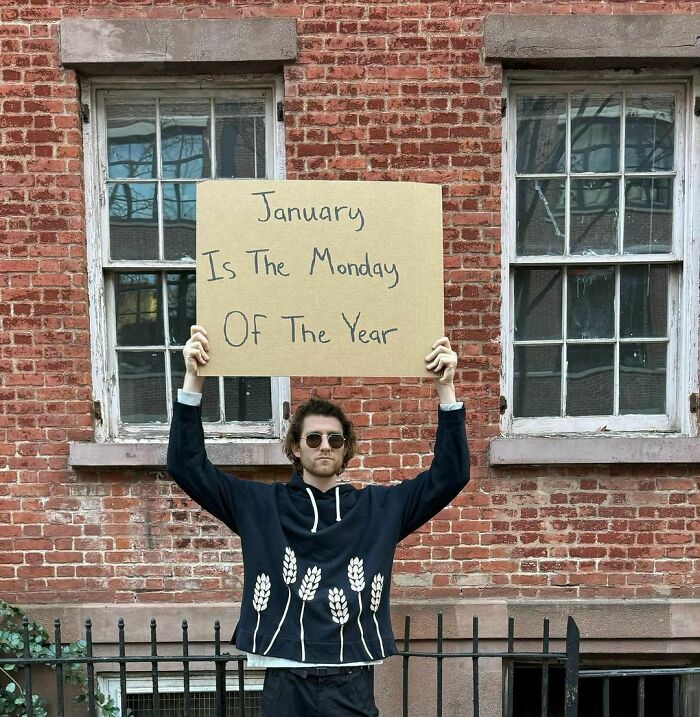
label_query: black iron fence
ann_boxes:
[1,612,689,717]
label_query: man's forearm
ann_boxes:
[183,372,206,394]
[435,382,456,405]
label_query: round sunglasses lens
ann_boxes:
[328,435,345,449]
[305,434,322,448]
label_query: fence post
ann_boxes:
[564,617,579,717]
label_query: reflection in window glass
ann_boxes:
[109,182,158,260]
[569,178,619,255]
[516,95,566,174]
[161,101,211,179]
[118,352,167,423]
[620,265,668,338]
[511,85,678,422]
[567,267,615,340]
[513,345,561,417]
[624,177,673,254]
[115,273,164,347]
[107,101,156,179]
[619,342,667,414]
[163,182,196,260]
[167,272,196,345]
[514,268,562,341]
[570,92,620,174]
[101,91,274,429]
[566,344,614,416]
[224,378,273,422]
[215,100,266,178]
[625,94,675,172]
[516,179,566,256]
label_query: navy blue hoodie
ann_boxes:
[167,402,469,665]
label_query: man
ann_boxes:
[167,325,469,716]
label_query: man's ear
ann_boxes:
[292,443,301,459]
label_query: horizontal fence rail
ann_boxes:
[0,614,583,717]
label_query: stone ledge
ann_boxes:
[69,440,289,468]
[489,436,700,466]
[484,14,700,62]
[60,18,297,71]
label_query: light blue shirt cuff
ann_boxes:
[177,389,202,407]
[439,402,463,411]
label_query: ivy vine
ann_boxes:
[0,600,126,717]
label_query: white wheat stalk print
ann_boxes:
[298,566,322,661]
[252,573,270,652]
[370,574,385,658]
[348,557,373,659]
[264,547,297,655]
[328,588,350,662]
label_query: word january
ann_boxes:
[252,190,365,232]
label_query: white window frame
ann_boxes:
[81,75,290,442]
[501,70,699,436]
[99,672,263,713]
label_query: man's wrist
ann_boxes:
[435,384,456,404]
[183,372,205,394]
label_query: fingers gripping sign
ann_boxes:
[182,325,209,393]
[425,337,458,404]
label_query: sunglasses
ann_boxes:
[303,432,346,450]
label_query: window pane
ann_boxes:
[516,179,565,256]
[118,351,166,423]
[163,182,196,261]
[569,178,619,255]
[170,350,221,422]
[566,344,614,416]
[109,182,158,260]
[624,177,673,254]
[161,101,211,179]
[570,92,620,173]
[514,268,562,341]
[255,115,267,177]
[620,265,668,338]
[215,100,265,178]
[567,266,615,340]
[625,93,675,172]
[516,95,566,174]
[513,345,561,417]
[224,377,272,421]
[167,272,196,345]
[619,342,667,414]
[106,100,156,179]
[115,273,164,346]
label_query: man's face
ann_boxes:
[293,414,346,481]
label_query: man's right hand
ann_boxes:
[182,325,209,393]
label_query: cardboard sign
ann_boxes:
[196,180,444,377]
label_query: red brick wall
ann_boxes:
[1,0,699,606]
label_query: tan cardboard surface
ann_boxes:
[196,180,444,377]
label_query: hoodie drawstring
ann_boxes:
[305,485,342,533]
[305,487,319,533]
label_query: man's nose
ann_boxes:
[319,435,332,449]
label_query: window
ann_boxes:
[100,673,263,716]
[503,79,694,434]
[83,81,288,440]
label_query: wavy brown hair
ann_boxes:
[283,398,358,476]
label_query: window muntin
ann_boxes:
[95,88,280,438]
[508,83,685,431]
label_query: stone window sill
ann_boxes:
[69,441,288,468]
[489,436,700,466]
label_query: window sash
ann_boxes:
[503,79,690,434]
[84,80,287,440]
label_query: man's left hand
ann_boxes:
[426,337,457,403]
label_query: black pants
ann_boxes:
[261,666,379,716]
